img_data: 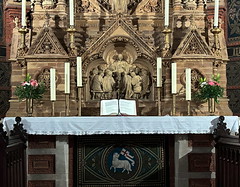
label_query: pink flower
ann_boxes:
[21,81,30,86]
[30,79,38,87]
[208,81,215,86]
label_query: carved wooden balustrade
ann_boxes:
[214,116,240,187]
[0,117,27,187]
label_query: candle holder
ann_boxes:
[67,26,77,56]
[187,100,191,116]
[77,86,82,116]
[172,94,176,116]
[51,101,55,116]
[211,26,221,56]
[157,87,162,116]
[162,27,172,56]
[65,94,70,116]
[17,27,28,57]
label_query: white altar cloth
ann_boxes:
[3,116,239,135]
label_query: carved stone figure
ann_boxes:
[110,0,129,13]
[91,70,104,99]
[140,69,150,99]
[130,71,142,99]
[109,53,131,73]
[102,69,115,99]
[121,71,133,99]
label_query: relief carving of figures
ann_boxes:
[89,53,152,100]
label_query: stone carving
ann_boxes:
[42,0,56,9]
[180,68,203,91]
[89,53,152,100]
[139,0,162,13]
[184,37,202,54]
[13,17,19,28]
[173,29,213,57]
[110,0,130,13]
[37,68,51,89]
[77,0,99,13]
[27,27,67,56]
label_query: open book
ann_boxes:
[100,99,137,116]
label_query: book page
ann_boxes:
[100,99,118,115]
[119,99,137,115]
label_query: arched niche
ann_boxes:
[84,36,155,101]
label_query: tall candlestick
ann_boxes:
[171,63,177,94]
[186,68,191,101]
[157,57,162,87]
[69,0,74,26]
[164,0,169,27]
[65,62,70,94]
[214,0,219,27]
[50,68,56,101]
[77,57,82,87]
[21,0,26,27]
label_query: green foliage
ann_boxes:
[14,74,45,100]
[194,74,224,103]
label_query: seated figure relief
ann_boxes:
[89,54,152,100]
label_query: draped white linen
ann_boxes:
[3,116,239,135]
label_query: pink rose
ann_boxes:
[30,79,38,87]
[208,81,215,86]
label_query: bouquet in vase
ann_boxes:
[15,74,45,100]
[195,74,224,103]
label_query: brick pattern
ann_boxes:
[28,180,55,187]
[28,135,56,149]
[28,155,55,174]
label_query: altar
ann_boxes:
[3,116,239,135]
[3,116,239,187]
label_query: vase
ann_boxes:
[26,98,33,117]
[208,98,215,114]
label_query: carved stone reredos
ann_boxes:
[26,26,68,57]
[172,28,214,59]
[81,18,157,72]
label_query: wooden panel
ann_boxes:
[188,153,215,172]
[28,135,56,149]
[188,134,214,147]
[28,180,55,187]
[28,155,55,174]
[189,179,215,187]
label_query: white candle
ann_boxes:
[186,68,191,101]
[69,0,74,26]
[214,0,219,27]
[65,62,70,94]
[50,68,56,101]
[171,63,177,94]
[21,0,26,27]
[164,0,169,27]
[77,57,82,87]
[157,57,162,87]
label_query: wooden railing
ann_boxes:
[0,117,27,187]
[214,116,240,187]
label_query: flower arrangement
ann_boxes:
[14,74,45,100]
[195,74,224,103]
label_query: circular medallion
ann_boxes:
[102,145,140,181]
